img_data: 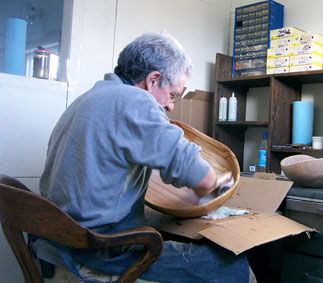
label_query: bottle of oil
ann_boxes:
[258,132,268,172]
[228,92,237,121]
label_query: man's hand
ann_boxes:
[192,166,232,198]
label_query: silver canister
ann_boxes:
[33,49,58,80]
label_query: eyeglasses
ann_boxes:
[169,92,182,104]
[169,87,186,104]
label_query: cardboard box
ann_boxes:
[300,33,323,46]
[270,27,306,40]
[166,89,213,136]
[266,56,290,68]
[267,46,297,58]
[290,54,323,66]
[266,67,289,74]
[145,174,313,255]
[270,36,300,48]
[290,64,322,72]
[297,43,323,56]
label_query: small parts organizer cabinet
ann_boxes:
[233,0,284,77]
[213,53,323,173]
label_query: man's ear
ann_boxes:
[146,71,162,92]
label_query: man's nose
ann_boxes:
[165,102,175,112]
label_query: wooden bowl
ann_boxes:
[281,154,323,187]
[145,120,240,218]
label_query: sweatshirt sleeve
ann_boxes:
[117,94,210,188]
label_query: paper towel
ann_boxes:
[4,18,27,76]
[292,101,313,145]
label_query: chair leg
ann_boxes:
[1,224,42,283]
[39,259,55,279]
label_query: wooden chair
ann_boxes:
[0,174,163,283]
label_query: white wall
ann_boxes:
[64,0,231,103]
[60,0,116,102]
[230,0,323,170]
[0,73,67,282]
[113,0,230,93]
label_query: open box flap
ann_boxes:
[199,213,313,255]
[225,176,293,212]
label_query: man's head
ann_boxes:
[114,31,193,111]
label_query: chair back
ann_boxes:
[0,174,163,283]
[0,175,89,247]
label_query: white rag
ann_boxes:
[201,206,249,220]
[198,177,235,205]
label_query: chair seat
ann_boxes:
[44,265,159,283]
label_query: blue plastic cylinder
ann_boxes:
[292,101,313,145]
[4,18,27,76]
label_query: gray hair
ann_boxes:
[114,31,193,87]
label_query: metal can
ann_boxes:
[33,50,50,79]
[249,163,257,174]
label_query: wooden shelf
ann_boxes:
[213,53,323,173]
[270,147,323,154]
[217,70,323,89]
[274,70,323,85]
[215,121,268,127]
[217,75,270,88]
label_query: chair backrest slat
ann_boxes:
[0,178,90,248]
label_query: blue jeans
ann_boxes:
[47,238,249,283]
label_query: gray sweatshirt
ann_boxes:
[39,74,209,231]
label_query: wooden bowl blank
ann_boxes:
[281,154,323,187]
[145,120,240,218]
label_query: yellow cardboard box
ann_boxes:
[290,54,323,66]
[290,64,322,72]
[266,67,290,74]
[300,34,323,46]
[297,43,323,56]
[267,46,297,58]
[270,36,300,48]
[266,56,290,68]
[270,27,306,40]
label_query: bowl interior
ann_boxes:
[281,154,323,187]
[145,120,240,218]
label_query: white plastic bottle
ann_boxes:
[228,92,237,121]
[258,132,268,172]
[218,97,227,121]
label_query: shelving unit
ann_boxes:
[213,53,323,173]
